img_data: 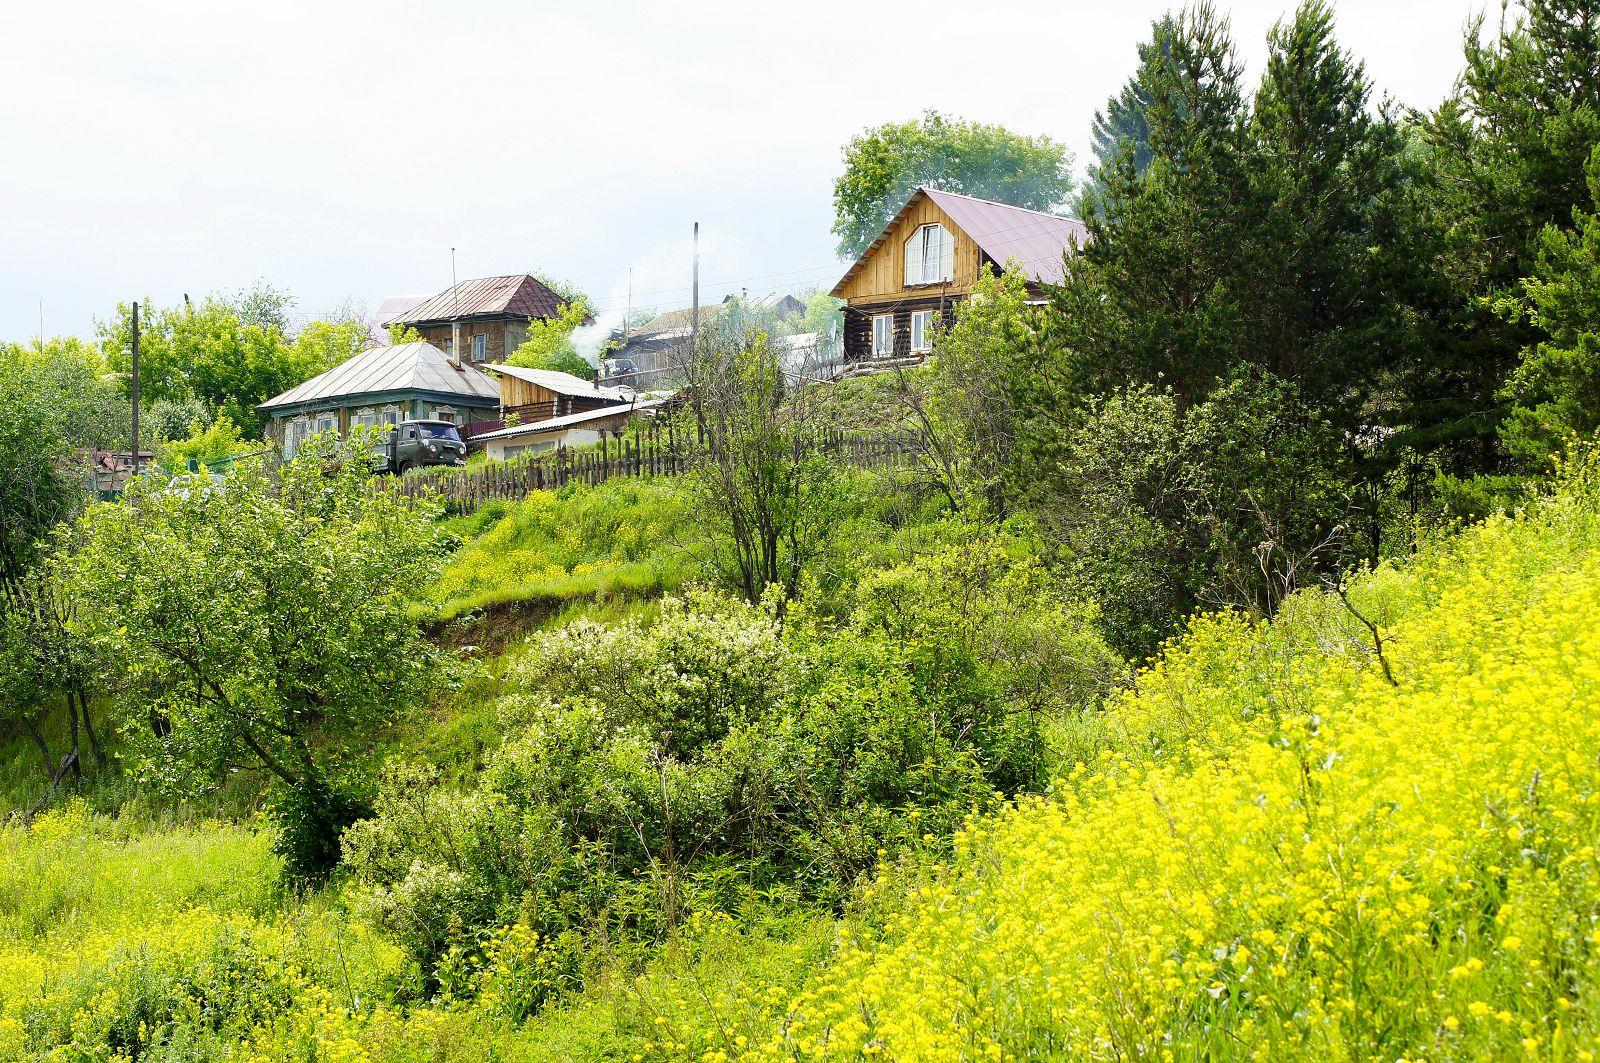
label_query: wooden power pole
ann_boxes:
[130,301,141,479]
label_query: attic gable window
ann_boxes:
[904,223,953,286]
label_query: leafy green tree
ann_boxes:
[832,110,1074,258]
[290,318,368,374]
[507,301,595,380]
[0,342,114,794]
[1496,146,1600,464]
[99,284,340,439]
[1411,0,1600,470]
[680,329,839,605]
[155,415,257,468]
[66,434,446,877]
[893,267,1037,514]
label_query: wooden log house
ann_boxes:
[831,187,1089,365]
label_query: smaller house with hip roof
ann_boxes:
[831,187,1088,365]
[259,341,500,457]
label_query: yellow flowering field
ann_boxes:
[738,481,1600,1061]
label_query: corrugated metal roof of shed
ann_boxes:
[487,363,633,402]
[397,275,567,324]
[259,342,500,411]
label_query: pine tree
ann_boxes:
[1409,0,1600,471]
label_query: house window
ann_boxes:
[435,406,458,425]
[910,310,935,353]
[904,223,954,286]
[381,406,400,426]
[315,414,337,435]
[871,314,895,357]
[472,334,486,361]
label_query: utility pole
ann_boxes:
[691,222,699,346]
[130,301,141,479]
[450,247,461,365]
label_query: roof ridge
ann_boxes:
[919,185,1082,224]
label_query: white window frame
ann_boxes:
[904,223,954,286]
[315,413,337,435]
[871,313,895,357]
[435,405,458,425]
[471,334,486,361]
[381,405,400,426]
[910,310,935,353]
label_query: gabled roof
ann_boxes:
[471,399,667,443]
[487,363,633,403]
[631,302,727,338]
[260,342,500,412]
[396,274,567,325]
[831,187,1089,296]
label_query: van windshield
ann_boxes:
[419,424,462,440]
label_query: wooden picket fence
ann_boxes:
[386,427,922,516]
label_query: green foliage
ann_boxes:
[1411,0,1600,468]
[507,301,595,379]
[154,413,256,468]
[680,330,842,604]
[99,284,354,438]
[832,109,1074,258]
[1496,146,1600,465]
[351,523,1119,983]
[910,266,1037,513]
[66,433,447,878]
[143,395,210,445]
[430,479,694,621]
[1038,370,1349,658]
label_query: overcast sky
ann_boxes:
[1,0,1492,343]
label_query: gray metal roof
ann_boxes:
[259,342,500,412]
[487,363,632,402]
[832,187,1088,296]
[472,399,666,443]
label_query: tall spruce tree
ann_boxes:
[1246,0,1409,423]
[1410,0,1600,471]
[1082,16,1178,212]
[1046,2,1253,412]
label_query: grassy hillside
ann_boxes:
[4,461,1599,1061]
[706,465,1600,1061]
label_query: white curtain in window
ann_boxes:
[873,314,894,356]
[905,224,953,285]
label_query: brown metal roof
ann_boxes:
[397,274,566,325]
[831,187,1089,296]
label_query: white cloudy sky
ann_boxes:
[1,0,1491,342]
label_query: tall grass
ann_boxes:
[430,479,695,621]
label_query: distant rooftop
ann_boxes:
[396,274,567,325]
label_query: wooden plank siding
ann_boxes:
[835,195,984,305]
